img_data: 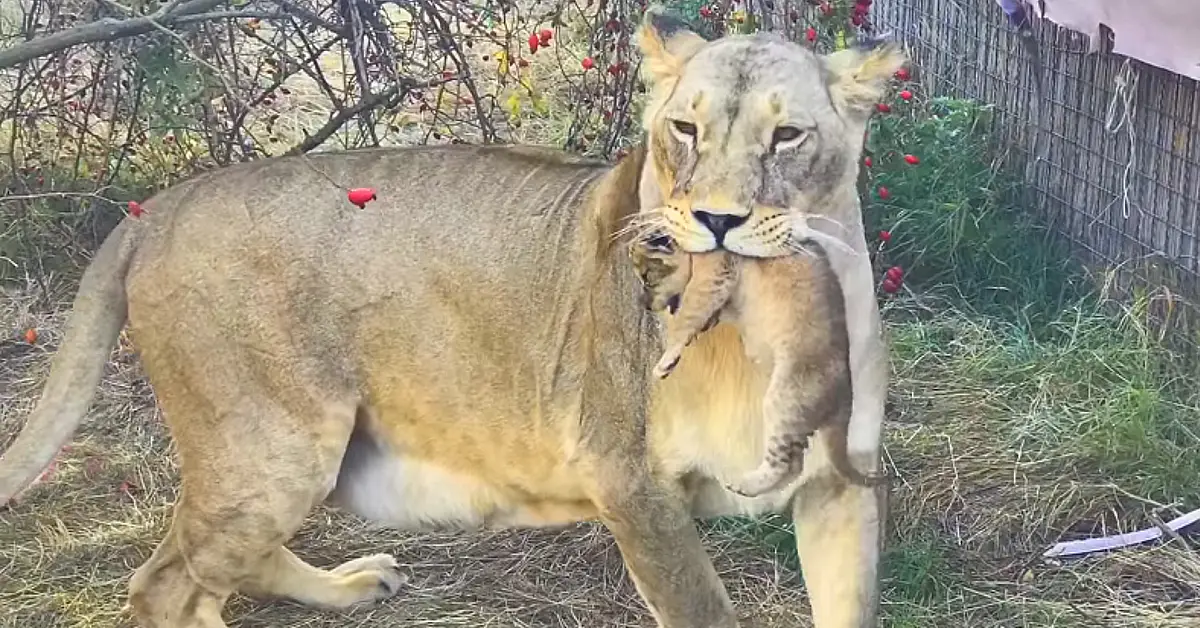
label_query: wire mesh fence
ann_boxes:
[871,0,1200,343]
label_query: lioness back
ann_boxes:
[123,144,652,525]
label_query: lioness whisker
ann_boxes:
[791,213,854,236]
[787,226,861,258]
[612,209,671,242]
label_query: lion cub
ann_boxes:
[630,235,882,497]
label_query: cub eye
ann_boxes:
[771,126,807,149]
[645,231,674,252]
[670,119,698,138]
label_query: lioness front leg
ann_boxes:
[588,466,738,628]
[792,462,886,628]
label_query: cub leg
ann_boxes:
[654,250,736,379]
[126,394,402,627]
[723,365,817,497]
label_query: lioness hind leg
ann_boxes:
[241,547,407,609]
[585,464,738,628]
[127,395,400,627]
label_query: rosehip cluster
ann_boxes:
[528,28,553,54]
[851,0,872,26]
[880,265,904,294]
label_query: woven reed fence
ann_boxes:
[866,0,1200,342]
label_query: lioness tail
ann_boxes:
[0,219,140,506]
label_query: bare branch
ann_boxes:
[0,0,228,69]
[284,74,458,156]
[284,84,404,156]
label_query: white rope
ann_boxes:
[1103,58,1138,219]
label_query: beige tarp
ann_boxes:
[1039,0,1200,81]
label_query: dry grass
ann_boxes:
[3,264,1199,628]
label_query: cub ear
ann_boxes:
[636,6,709,87]
[822,40,908,123]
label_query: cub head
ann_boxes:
[629,232,691,314]
[635,7,906,258]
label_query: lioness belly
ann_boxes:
[328,418,598,531]
[328,430,790,530]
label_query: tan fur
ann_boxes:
[0,7,904,628]
[634,241,882,497]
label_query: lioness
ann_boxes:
[633,238,883,497]
[0,8,902,628]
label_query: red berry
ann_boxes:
[851,14,864,25]
[347,187,377,208]
[38,460,57,483]
[881,278,900,294]
[127,200,144,218]
[904,154,920,165]
[539,28,553,44]
[23,328,37,344]
[877,186,891,200]
[608,62,625,75]
[806,27,817,43]
[895,67,910,81]
[863,156,872,167]
[899,89,913,101]
[876,102,891,113]
[699,6,713,18]
[581,57,595,70]
[886,266,904,281]
[528,33,540,53]
[878,229,891,242]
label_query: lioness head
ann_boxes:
[634,7,906,258]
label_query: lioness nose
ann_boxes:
[692,210,747,243]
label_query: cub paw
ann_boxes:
[653,352,682,379]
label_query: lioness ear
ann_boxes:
[636,6,708,87]
[823,41,908,122]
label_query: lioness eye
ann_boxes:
[771,126,806,148]
[670,119,698,138]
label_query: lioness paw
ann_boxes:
[329,553,408,605]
